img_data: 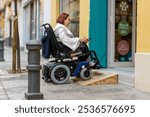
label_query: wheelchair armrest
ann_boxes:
[70,51,82,57]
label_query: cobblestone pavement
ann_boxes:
[1,46,150,100]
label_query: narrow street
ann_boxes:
[0,0,150,117]
[1,47,150,100]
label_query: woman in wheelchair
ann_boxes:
[41,13,100,84]
[54,13,90,61]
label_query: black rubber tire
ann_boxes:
[50,64,70,84]
[80,68,92,80]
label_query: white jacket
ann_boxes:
[54,23,80,51]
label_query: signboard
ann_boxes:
[118,20,130,36]
[117,40,129,56]
[119,1,129,15]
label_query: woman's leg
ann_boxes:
[77,42,90,61]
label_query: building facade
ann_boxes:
[0,0,5,37]
[1,0,149,92]
[21,0,43,49]
[135,0,150,93]
[0,0,12,46]
[50,0,150,92]
[50,0,136,68]
[1,0,43,48]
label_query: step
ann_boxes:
[100,68,135,87]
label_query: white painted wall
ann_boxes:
[43,0,51,24]
[135,53,150,93]
[4,5,11,39]
[17,1,24,47]
[0,0,4,10]
[23,5,30,49]
[19,0,51,48]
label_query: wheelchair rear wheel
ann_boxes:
[80,68,92,80]
[50,64,70,84]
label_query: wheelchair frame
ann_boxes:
[41,23,101,84]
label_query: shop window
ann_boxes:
[115,0,133,62]
[60,0,79,37]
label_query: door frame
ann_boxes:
[107,0,136,67]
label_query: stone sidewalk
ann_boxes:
[1,47,150,100]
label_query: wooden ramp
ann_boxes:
[76,70,118,86]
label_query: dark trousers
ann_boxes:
[62,42,90,61]
[75,42,90,61]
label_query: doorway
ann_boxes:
[108,0,136,67]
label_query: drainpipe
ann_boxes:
[9,19,12,46]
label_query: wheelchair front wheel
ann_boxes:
[50,64,70,84]
[80,68,92,80]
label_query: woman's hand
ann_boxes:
[79,37,88,43]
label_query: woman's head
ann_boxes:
[56,13,70,27]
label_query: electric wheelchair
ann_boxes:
[41,23,101,84]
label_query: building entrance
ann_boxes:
[108,0,136,67]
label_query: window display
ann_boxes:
[115,0,132,62]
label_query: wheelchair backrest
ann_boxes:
[41,23,60,58]
[41,23,72,59]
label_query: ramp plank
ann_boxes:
[77,70,118,86]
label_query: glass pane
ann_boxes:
[60,0,79,37]
[115,0,132,62]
